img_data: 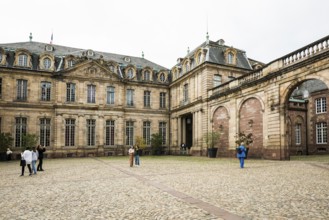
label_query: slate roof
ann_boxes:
[174,40,255,70]
[0,41,168,71]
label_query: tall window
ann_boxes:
[159,122,166,145]
[144,70,150,81]
[126,121,134,145]
[160,92,166,108]
[106,86,115,104]
[316,97,327,114]
[185,63,190,72]
[41,82,51,101]
[18,54,28,67]
[15,117,27,147]
[40,118,51,147]
[0,78,2,98]
[66,83,76,102]
[228,52,234,64]
[43,58,51,69]
[87,85,96,103]
[126,89,134,106]
[183,84,189,103]
[144,91,151,107]
[17,79,27,101]
[295,124,301,145]
[87,119,96,146]
[65,119,75,146]
[105,120,115,146]
[316,122,327,144]
[213,74,222,87]
[143,121,151,145]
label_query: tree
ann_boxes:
[203,131,221,148]
[150,133,163,155]
[135,136,146,150]
[22,133,39,149]
[235,132,253,146]
[0,133,14,152]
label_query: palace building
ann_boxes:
[0,34,328,159]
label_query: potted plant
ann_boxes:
[203,131,221,158]
[150,133,163,155]
[135,136,146,156]
[235,132,253,159]
[0,133,14,161]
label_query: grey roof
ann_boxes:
[174,40,254,70]
[291,79,328,98]
[0,41,168,71]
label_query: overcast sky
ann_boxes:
[1,0,328,68]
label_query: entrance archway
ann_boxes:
[285,79,329,156]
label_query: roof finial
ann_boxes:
[29,33,33,42]
[206,32,209,44]
[187,47,190,54]
[142,51,144,58]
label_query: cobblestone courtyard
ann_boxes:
[1,156,329,220]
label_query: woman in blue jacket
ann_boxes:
[236,142,246,168]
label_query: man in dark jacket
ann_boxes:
[37,145,46,171]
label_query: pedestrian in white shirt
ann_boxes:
[31,147,39,174]
[22,147,33,176]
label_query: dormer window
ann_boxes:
[185,62,190,72]
[198,53,202,64]
[158,72,167,83]
[144,70,151,81]
[109,64,115,72]
[124,57,131,62]
[224,49,237,65]
[43,58,51,69]
[228,52,234,64]
[68,60,75,68]
[127,68,134,79]
[18,54,28,67]
[45,45,54,52]
[87,50,94,56]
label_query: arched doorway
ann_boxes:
[285,79,329,156]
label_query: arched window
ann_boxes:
[43,58,51,69]
[159,72,166,82]
[127,69,134,79]
[228,52,234,64]
[144,70,150,81]
[185,62,190,72]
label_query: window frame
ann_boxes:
[316,97,327,114]
[126,121,134,145]
[126,89,134,106]
[295,123,301,145]
[16,79,28,101]
[144,91,151,108]
[66,83,76,102]
[106,86,115,105]
[86,119,96,146]
[105,120,115,146]
[160,92,166,108]
[316,122,328,144]
[143,121,151,145]
[87,84,96,103]
[40,118,51,147]
[65,119,75,146]
[41,81,51,101]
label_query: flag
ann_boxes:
[50,33,53,44]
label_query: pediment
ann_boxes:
[62,60,121,81]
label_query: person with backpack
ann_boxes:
[236,142,246,168]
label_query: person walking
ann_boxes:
[236,142,246,168]
[22,147,33,176]
[31,147,38,174]
[37,145,46,171]
[134,146,140,166]
[6,148,13,161]
[20,149,26,176]
[128,146,135,167]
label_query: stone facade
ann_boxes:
[1,35,329,160]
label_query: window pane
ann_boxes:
[105,120,115,145]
